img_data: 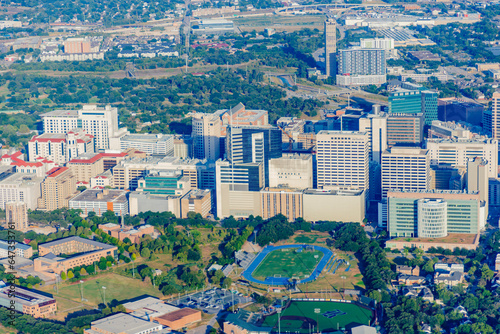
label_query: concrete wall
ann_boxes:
[303,191,365,223]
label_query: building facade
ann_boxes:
[41,105,128,150]
[28,130,94,164]
[324,18,337,77]
[6,201,28,231]
[386,113,424,146]
[119,133,174,156]
[268,155,313,189]
[38,167,77,211]
[192,112,222,161]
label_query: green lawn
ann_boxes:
[42,273,162,307]
[252,249,323,280]
[262,301,373,332]
[294,234,325,244]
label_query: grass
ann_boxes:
[39,273,162,308]
[262,301,373,332]
[294,234,327,244]
[252,249,324,280]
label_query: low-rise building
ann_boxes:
[495,254,500,271]
[98,223,155,244]
[434,262,465,287]
[69,188,128,216]
[0,285,56,318]
[154,308,202,330]
[0,240,32,259]
[83,313,164,334]
[119,133,174,156]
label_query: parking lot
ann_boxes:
[172,288,252,314]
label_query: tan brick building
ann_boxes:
[6,201,28,231]
[64,38,91,54]
[38,167,77,210]
[67,153,104,183]
[180,189,211,218]
[154,308,202,330]
[260,188,303,221]
[0,285,56,318]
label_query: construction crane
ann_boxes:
[277,124,294,153]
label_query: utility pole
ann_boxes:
[80,280,84,302]
[277,307,282,334]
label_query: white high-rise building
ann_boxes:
[316,131,369,193]
[359,112,388,164]
[426,138,498,178]
[381,147,430,200]
[192,112,222,161]
[28,129,94,164]
[41,105,128,150]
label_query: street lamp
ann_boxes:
[314,308,321,334]
[277,307,282,334]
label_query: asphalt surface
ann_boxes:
[172,288,252,314]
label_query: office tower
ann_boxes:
[493,92,500,140]
[359,113,388,164]
[386,113,424,146]
[64,38,91,54]
[387,189,483,237]
[269,154,313,189]
[28,130,94,164]
[41,105,128,150]
[426,138,498,178]
[324,18,337,77]
[37,167,77,211]
[389,89,422,114]
[6,201,28,231]
[226,125,282,187]
[316,131,369,193]
[381,147,430,200]
[215,160,264,218]
[439,98,484,126]
[467,157,488,224]
[192,112,222,161]
[421,90,438,126]
[482,109,492,136]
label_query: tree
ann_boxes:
[140,248,151,258]
[222,277,232,289]
[80,268,87,275]
[67,270,74,279]
[60,271,66,280]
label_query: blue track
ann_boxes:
[242,244,333,286]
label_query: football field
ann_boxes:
[262,301,373,332]
[252,249,323,280]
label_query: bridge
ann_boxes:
[275,2,390,14]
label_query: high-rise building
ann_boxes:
[438,98,484,126]
[41,105,128,150]
[226,125,282,187]
[28,130,95,164]
[426,138,498,178]
[492,92,500,140]
[386,113,424,146]
[421,90,438,126]
[316,131,370,193]
[389,88,422,114]
[359,112,388,164]
[337,49,386,76]
[0,170,43,210]
[324,18,337,77]
[381,147,430,200]
[6,201,28,231]
[467,157,489,222]
[268,154,313,189]
[37,167,77,211]
[192,112,222,161]
[387,189,483,237]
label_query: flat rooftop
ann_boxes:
[70,189,128,203]
[303,188,364,196]
[123,297,179,319]
[40,109,78,117]
[0,240,31,251]
[0,172,44,186]
[390,233,477,244]
[156,308,199,322]
[0,285,55,307]
[89,313,163,334]
[121,134,173,142]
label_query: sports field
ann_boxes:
[262,301,373,332]
[252,249,323,280]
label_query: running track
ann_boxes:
[242,244,333,285]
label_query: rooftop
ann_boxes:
[121,133,174,143]
[69,189,128,203]
[88,313,163,334]
[39,236,115,250]
[0,240,31,251]
[0,172,44,185]
[156,308,199,322]
[123,297,179,319]
[303,188,364,196]
[390,233,478,244]
[0,285,55,307]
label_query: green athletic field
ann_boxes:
[252,249,323,280]
[262,301,374,332]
